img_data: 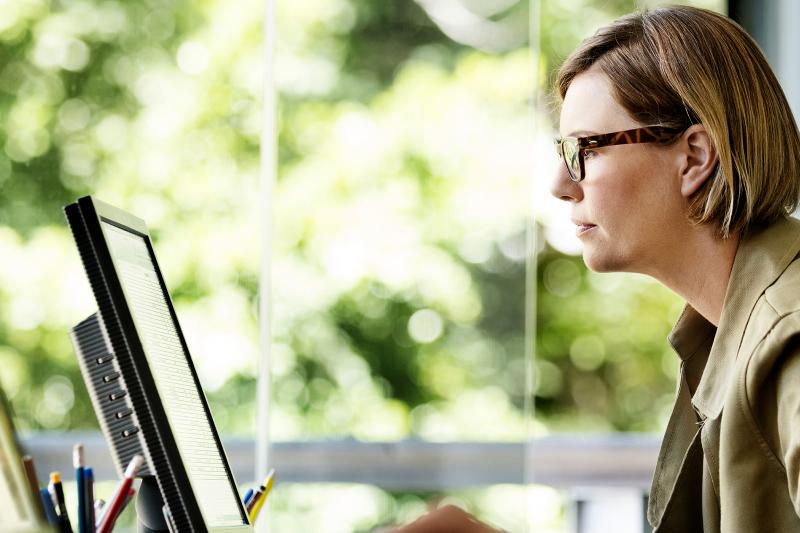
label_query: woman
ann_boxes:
[396,6,800,532]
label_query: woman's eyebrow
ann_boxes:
[566,129,599,137]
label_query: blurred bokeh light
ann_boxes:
[0,0,723,530]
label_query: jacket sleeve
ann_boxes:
[771,337,800,517]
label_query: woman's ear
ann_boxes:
[678,124,718,198]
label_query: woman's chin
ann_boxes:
[582,247,626,273]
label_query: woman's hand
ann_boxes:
[392,505,504,533]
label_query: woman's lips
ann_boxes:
[576,224,597,236]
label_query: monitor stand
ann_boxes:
[136,476,169,533]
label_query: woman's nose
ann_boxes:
[550,162,581,203]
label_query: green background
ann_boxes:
[0,0,723,530]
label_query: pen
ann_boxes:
[85,467,95,533]
[47,483,58,516]
[119,489,135,519]
[122,487,135,509]
[248,469,275,524]
[95,496,113,530]
[246,485,263,513]
[94,499,106,530]
[97,455,144,533]
[74,444,86,533]
[39,487,59,524]
[243,487,254,507]
[104,488,135,533]
[50,472,73,533]
[22,455,46,520]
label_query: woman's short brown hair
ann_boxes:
[556,6,800,238]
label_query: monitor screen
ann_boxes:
[100,220,244,527]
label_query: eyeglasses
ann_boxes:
[554,126,685,182]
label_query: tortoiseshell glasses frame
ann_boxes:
[554,126,685,182]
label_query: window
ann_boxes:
[1,0,729,531]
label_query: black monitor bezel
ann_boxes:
[66,196,251,532]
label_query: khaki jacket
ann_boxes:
[648,216,800,532]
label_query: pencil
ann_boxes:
[93,499,105,530]
[104,488,135,533]
[248,469,275,524]
[246,485,263,513]
[50,472,73,533]
[74,444,86,533]
[96,455,143,533]
[39,487,59,524]
[22,455,46,520]
[46,483,58,516]
[84,467,95,533]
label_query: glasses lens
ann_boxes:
[561,139,581,181]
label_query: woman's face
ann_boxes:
[551,67,687,275]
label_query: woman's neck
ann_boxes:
[646,225,740,327]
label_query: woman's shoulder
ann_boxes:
[764,252,800,316]
[740,289,800,412]
[737,250,800,410]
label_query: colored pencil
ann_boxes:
[248,469,275,524]
[85,467,95,533]
[22,456,46,520]
[74,444,86,533]
[96,455,143,533]
[94,500,106,530]
[39,487,58,524]
[50,472,73,533]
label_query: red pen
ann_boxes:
[105,488,135,532]
[97,455,144,533]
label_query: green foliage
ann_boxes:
[0,0,263,431]
[0,0,713,444]
[0,0,731,530]
[536,248,682,431]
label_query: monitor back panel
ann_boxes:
[70,312,151,478]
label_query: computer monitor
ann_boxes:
[65,196,253,532]
[0,385,51,533]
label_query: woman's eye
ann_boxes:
[583,149,597,159]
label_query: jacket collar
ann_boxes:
[668,305,715,363]
[684,216,800,419]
